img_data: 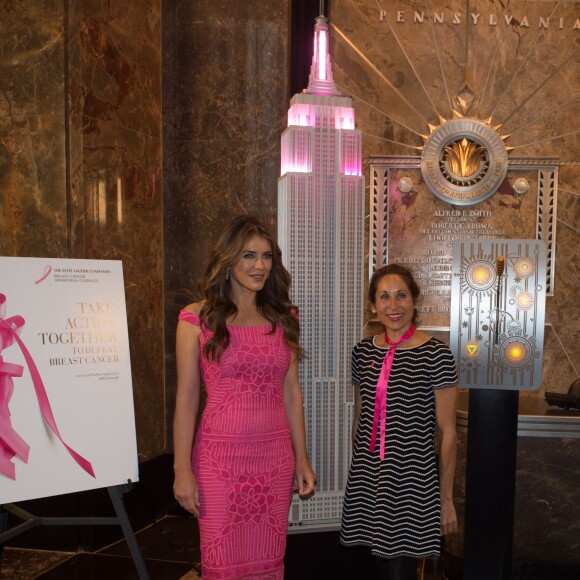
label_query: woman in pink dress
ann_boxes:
[173,215,316,579]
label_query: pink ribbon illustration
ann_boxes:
[369,324,415,460]
[0,355,29,480]
[34,264,52,285]
[0,293,95,480]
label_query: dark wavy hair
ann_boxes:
[199,215,303,362]
[368,263,421,326]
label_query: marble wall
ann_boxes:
[330,0,580,395]
[162,0,292,444]
[0,0,164,462]
[0,1,69,257]
[68,1,164,462]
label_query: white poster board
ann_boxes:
[0,258,138,504]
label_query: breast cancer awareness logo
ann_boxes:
[0,293,94,480]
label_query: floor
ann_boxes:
[0,516,444,580]
[1,516,199,580]
[2,517,578,579]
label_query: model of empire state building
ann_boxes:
[278,15,365,528]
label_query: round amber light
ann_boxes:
[516,292,534,310]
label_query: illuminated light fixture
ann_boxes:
[504,342,527,364]
[514,257,535,278]
[473,266,491,285]
[515,291,534,311]
[500,337,532,368]
[509,345,523,359]
[316,28,327,80]
[465,342,480,357]
[466,261,496,291]
[304,16,339,97]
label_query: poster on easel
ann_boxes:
[0,257,138,504]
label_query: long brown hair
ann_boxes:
[199,215,303,362]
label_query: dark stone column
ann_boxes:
[162,0,292,446]
[463,389,519,580]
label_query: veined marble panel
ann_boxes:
[162,0,291,447]
[0,1,68,257]
[67,0,163,461]
[0,0,163,461]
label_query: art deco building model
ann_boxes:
[278,15,365,528]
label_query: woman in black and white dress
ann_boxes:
[340,264,458,580]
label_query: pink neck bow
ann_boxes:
[0,293,94,480]
[369,324,416,460]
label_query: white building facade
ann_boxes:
[277,16,365,529]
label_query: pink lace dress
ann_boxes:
[178,311,295,580]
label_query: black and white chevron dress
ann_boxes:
[340,336,458,558]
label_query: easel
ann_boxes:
[0,481,150,580]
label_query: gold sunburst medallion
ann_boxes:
[420,116,510,206]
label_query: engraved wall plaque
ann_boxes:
[370,157,557,329]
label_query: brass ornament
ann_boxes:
[397,176,413,193]
[419,86,511,206]
[513,177,530,195]
[420,116,510,206]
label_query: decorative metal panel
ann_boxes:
[450,239,546,391]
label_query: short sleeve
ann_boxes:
[432,342,458,390]
[178,309,201,327]
[351,343,361,385]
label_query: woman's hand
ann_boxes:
[174,470,200,517]
[441,498,458,536]
[294,458,316,499]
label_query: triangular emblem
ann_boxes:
[466,344,479,356]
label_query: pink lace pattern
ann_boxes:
[179,310,294,580]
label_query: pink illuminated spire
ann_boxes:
[304,15,339,96]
